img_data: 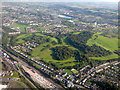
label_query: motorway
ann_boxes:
[3,48,119,89]
[2,53,37,89]
[15,63,37,89]
[2,49,64,89]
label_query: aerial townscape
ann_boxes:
[0,1,120,90]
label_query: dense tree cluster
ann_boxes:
[86,44,112,57]
[66,31,112,57]
[66,31,93,46]
[51,46,74,60]
[114,50,120,56]
[91,81,119,90]
[51,46,88,61]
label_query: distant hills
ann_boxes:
[1,0,119,2]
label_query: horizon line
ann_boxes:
[1,1,119,3]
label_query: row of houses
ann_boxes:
[9,32,21,35]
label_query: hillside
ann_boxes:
[9,30,119,70]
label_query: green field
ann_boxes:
[16,39,25,44]
[16,33,32,44]
[11,72,19,78]
[87,34,118,52]
[65,69,73,74]
[73,31,81,34]
[71,69,79,74]
[31,42,77,68]
[11,23,30,32]
[16,34,32,39]
[31,43,52,60]
[5,71,19,78]
[29,34,78,68]
[72,19,78,22]
[15,33,58,44]
[89,54,118,60]
[35,33,58,43]
[87,33,118,60]
[14,31,119,68]
[11,23,54,32]
[37,25,54,31]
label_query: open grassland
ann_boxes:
[16,34,32,43]
[72,19,78,22]
[15,33,58,44]
[87,34,118,52]
[32,45,77,68]
[5,71,19,78]
[50,57,77,68]
[65,69,73,74]
[71,69,79,74]
[72,31,81,34]
[31,41,78,68]
[35,33,58,43]
[87,33,118,60]
[37,25,54,31]
[14,31,119,68]
[11,23,54,32]
[16,39,25,44]
[11,23,30,32]
[89,54,118,60]
[31,43,52,60]
[73,31,81,34]
[16,34,32,39]
[11,72,19,78]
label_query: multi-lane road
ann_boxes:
[2,48,119,89]
[2,48,64,89]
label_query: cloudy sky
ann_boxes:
[2,0,119,2]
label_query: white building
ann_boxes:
[0,84,8,90]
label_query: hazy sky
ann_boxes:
[2,0,120,2]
